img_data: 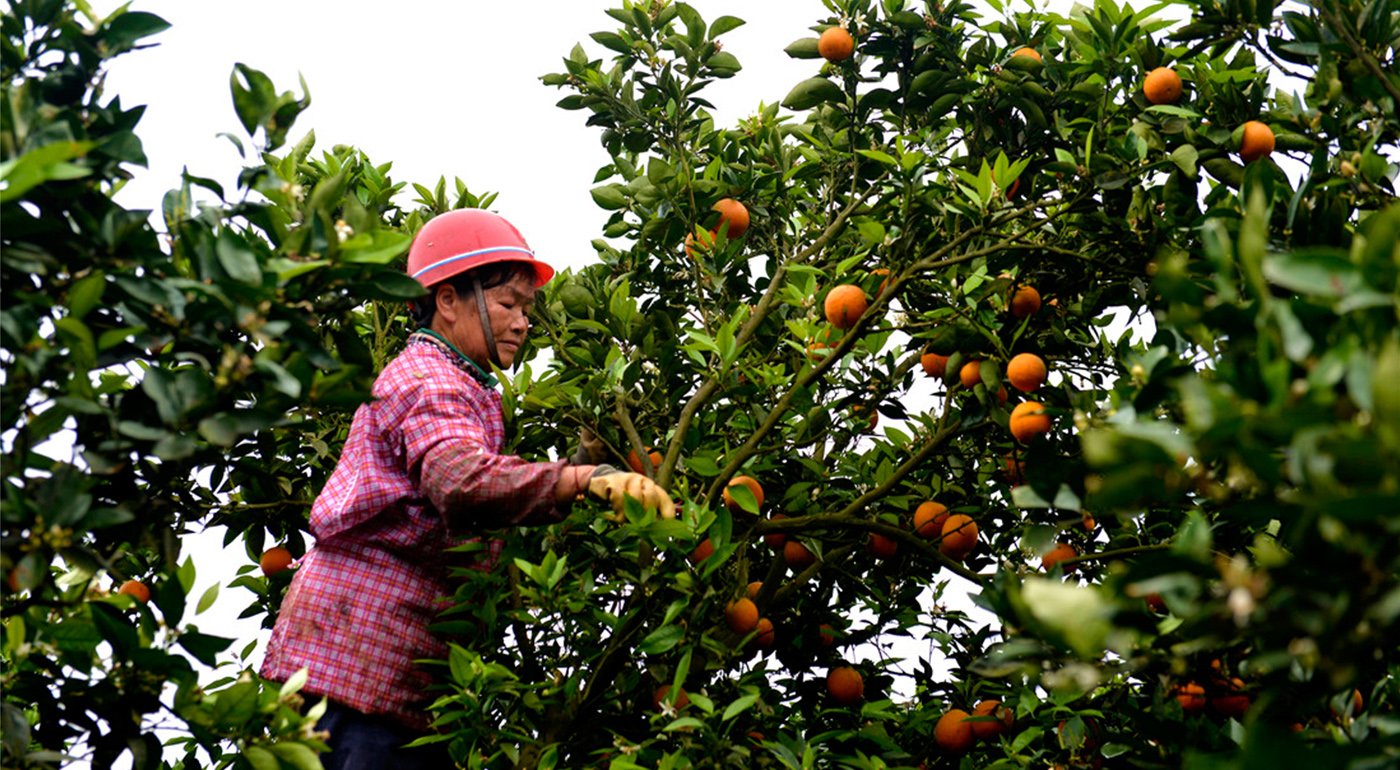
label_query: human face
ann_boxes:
[432,271,536,369]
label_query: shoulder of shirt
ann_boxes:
[375,340,483,397]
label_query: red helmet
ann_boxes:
[406,209,554,288]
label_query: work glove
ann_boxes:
[588,465,676,520]
[571,427,607,465]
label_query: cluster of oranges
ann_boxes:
[934,699,1015,753]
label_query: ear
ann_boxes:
[434,283,464,324]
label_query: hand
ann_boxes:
[588,471,676,520]
[571,427,607,465]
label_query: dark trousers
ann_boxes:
[316,701,453,770]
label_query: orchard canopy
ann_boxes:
[2,0,1398,768]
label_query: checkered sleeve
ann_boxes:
[400,381,571,530]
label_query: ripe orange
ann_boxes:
[913,501,949,537]
[1001,454,1026,485]
[712,198,749,237]
[723,475,765,514]
[654,684,689,710]
[824,284,868,329]
[726,597,760,634]
[1006,177,1022,199]
[1081,512,1096,531]
[1009,285,1041,319]
[746,581,764,600]
[1006,353,1047,392]
[818,26,855,62]
[826,666,864,705]
[118,579,150,603]
[1008,401,1052,443]
[1145,592,1167,614]
[627,447,663,475]
[934,709,975,753]
[818,623,838,646]
[970,699,1014,739]
[764,514,788,548]
[959,360,983,389]
[689,538,715,565]
[867,532,898,558]
[1142,66,1183,105]
[1239,120,1275,163]
[870,267,891,295]
[851,403,878,430]
[940,514,979,560]
[684,229,715,259]
[921,351,950,378]
[1176,681,1207,713]
[753,617,776,648]
[784,540,816,570]
[1332,688,1364,719]
[1211,678,1250,718]
[995,385,1008,405]
[259,546,294,577]
[1041,542,1077,573]
[1011,47,1042,62]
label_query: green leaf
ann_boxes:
[195,583,220,615]
[0,140,94,202]
[177,631,234,667]
[1169,144,1198,178]
[1022,578,1112,658]
[267,741,323,770]
[638,624,685,654]
[1263,250,1363,298]
[590,184,629,210]
[708,51,742,77]
[782,78,844,111]
[722,693,759,721]
[709,15,745,37]
[279,667,310,698]
[855,149,897,166]
[341,230,410,264]
[241,746,279,770]
[215,230,263,285]
[784,38,821,59]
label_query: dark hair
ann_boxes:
[409,262,536,328]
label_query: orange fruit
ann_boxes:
[1006,353,1047,392]
[818,623,838,646]
[1041,542,1077,573]
[764,514,788,548]
[723,475,764,514]
[1142,66,1183,105]
[940,514,979,560]
[118,579,150,603]
[1145,592,1168,614]
[654,684,689,710]
[1332,688,1364,719]
[712,198,749,237]
[1211,678,1250,718]
[784,540,816,570]
[959,360,983,389]
[627,447,663,475]
[921,352,950,378]
[259,546,294,577]
[913,501,950,537]
[753,617,776,648]
[1081,512,1096,531]
[1006,177,1022,199]
[746,581,764,600]
[851,403,878,430]
[818,26,855,62]
[1001,454,1025,484]
[995,385,1008,405]
[824,284,868,329]
[689,538,715,565]
[1176,681,1207,713]
[1008,401,1052,443]
[970,699,1014,739]
[934,709,975,753]
[684,229,715,259]
[1011,47,1042,62]
[725,597,760,634]
[1239,120,1275,163]
[867,532,898,558]
[826,666,864,705]
[1010,285,1041,319]
[871,267,891,294]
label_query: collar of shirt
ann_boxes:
[409,329,499,388]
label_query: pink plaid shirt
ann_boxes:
[261,333,570,729]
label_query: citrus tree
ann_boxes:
[3,0,1398,769]
[1,2,461,767]
[430,0,1399,768]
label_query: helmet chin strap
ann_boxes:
[472,276,502,368]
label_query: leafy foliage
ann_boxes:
[2,0,1397,769]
